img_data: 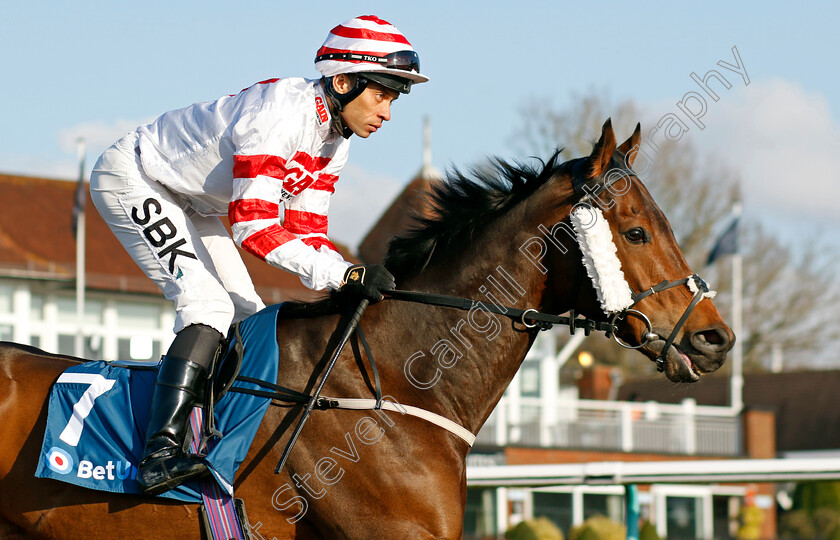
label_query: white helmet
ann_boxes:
[315,15,429,96]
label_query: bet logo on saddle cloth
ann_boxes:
[35,304,283,501]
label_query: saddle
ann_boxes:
[35,304,291,540]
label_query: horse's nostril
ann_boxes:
[691,327,732,352]
[702,330,723,345]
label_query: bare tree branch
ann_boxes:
[512,92,840,373]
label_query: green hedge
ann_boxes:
[780,482,840,539]
[569,515,626,540]
[639,520,662,540]
[505,517,565,540]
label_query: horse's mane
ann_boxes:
[276,150,572,315]
[384,150,570,278]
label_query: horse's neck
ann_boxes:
[398,198,580,435]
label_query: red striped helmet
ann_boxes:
[315,15,429,92]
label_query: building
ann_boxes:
[619,370,840,459]
[459,340,775,540]
[357,117,442,265]
[0,172,355,360]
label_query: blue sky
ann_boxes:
[2,1,839,250]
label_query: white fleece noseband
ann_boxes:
[570,206,634,314]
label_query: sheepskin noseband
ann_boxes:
[570,205,634,314]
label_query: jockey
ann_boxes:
[89,15,428,496]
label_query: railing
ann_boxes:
[474,397,741,456]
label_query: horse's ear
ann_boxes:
[617,123,642,168]
[588,118,617,178]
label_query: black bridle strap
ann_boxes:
[631,277,690,305]
[659,284,707,362]
[384,289,617,336]
[627,275,710,370]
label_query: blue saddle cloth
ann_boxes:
[35,304,283,502]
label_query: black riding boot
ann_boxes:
[137,324,222,496]
[136,356,209,495]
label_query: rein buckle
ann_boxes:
[609,309,654,350]
[520,308,539,329]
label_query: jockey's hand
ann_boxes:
[341,264,395,303]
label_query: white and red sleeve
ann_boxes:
[228,106,351,291]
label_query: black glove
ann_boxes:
[341,264,395,303]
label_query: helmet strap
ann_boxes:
[323,76,369,139]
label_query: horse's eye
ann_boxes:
[625,227,649,244]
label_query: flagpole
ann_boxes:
[75,139,86,358]
[731,201,743,412]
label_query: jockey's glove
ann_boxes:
[341,264,395,303]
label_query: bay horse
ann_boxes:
[0,120,733,539]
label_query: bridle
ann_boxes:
[572,159,715,371]
[611,274,713,371]
[384,161,717,373]
[382,273,714,374]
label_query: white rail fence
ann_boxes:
[474,397,741,456]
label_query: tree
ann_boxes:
[714,222,840,369]
[511,91,840,371]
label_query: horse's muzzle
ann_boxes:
[644,324,733,382]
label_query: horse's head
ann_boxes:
[548,119,734,382]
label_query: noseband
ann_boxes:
[572,160,715,372]
[610,274,713,371]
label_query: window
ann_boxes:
[520,359,541,397]
[118,337,161,362]
[30,294,45,321]
[57,334,105,359]
[666,496,700,540]
[0,285,12,314]
[713,495,736,540]
[58,334,71,355]
[116,301,161,329]
[533,492,573,536]
[0,324,12,341]
[584,493,624,523]
[56,297,104,325]
[463,488,497,540]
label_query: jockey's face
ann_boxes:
[334,76,399,138]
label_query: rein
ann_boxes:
[226,276,714,464]
[386,274,714,373]
[384,289,618,336]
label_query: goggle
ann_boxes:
[315,50,420,73]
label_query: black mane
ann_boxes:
[384,150,570,278]
[274,146,635,314]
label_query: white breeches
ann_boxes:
[90,133,266,335]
